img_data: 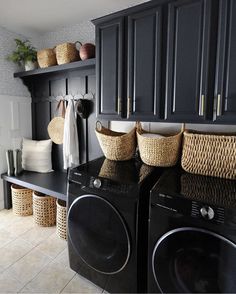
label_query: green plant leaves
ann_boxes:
[7,39,37,65]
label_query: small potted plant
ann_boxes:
[7,39,38,71]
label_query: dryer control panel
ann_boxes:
[153,193,226,224]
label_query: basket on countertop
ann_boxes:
[55,42,81,65]
[95,122,137,161]
[11,184,33,216]
[181,130,236,179]
[33,191,56,227]
[56,199,67,240]
[37,48,57,68]
[136,122,182,167]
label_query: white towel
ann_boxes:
[63,98,80,169]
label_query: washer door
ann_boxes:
[152,227,236,293]
[68,194,130,274]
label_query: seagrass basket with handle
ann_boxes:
[95,122,137,161]
[136,122,182,167]
[181,130,236,179]
[55,42,81,65]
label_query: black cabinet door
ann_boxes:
[127,6,164,120]
[96,17,125,119]
[214,0,236,123]
[166,0,214,122]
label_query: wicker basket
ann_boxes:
[136,123,182,167]
[181,130,236,179]
[37,48,57,68]
[56,199,67,240]
[95,123,137,161]
[11,184,33,216]
[33,191,56,227]
[55,42,81,65]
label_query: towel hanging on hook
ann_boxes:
[63,98,80,169]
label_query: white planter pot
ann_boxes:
[24,61,37,71]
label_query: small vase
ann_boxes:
[14,149,23,176]
[6,150,14,176]
[24,60,37,71]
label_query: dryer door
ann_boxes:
[152,227,236,293]
[68,194,131,274]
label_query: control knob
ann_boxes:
[200,206,215,220]
[93,178,102,188]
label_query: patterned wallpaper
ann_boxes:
[0,27,30,97]
[34,21,95,50]
[0,0,148,97]
[33,0,149,49]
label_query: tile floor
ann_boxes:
[0,209,104,293]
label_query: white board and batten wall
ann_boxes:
[0,27,32,209]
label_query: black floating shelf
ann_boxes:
[14,58,96,78]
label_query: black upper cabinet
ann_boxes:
[96,17,124,119]
[214,0,236,123]
[127,7,164,120]
[93,0,236,124]
[94,5,164,121]
[166,0,217,122]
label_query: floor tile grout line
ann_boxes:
[16,242,69,293]
[0,211,92,294]
[1,235,56,286]
[16,251,55,293]
[34,236,68,261]
[18,257,75,293]
[1,244,44,283]
[0,242,38,275]
[59,272,77,294]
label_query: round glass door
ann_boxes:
[152,227,236,293]
[68,195,130,274]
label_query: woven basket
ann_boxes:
[33,191,56,227]
[95,123,137,161]
[136,123,182,167]
[55,42,81,65]
[11,184,33,216]
[181,130,236,179]
[37,48,57,68]
[56,199,67,240]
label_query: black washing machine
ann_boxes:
[148,168,236,293]
[67,157,161,293]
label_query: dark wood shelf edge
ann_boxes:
[14,58,96,78]
[1,172,67,202]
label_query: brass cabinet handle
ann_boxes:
[127,97,132,119]
[117,97,122,115]
[200,94,205,116]
[217,94,221,116]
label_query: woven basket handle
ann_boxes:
[96,121,102,131]
[136,121,142,131]
[181,123,186,132]
[55,100,66,118]
[75,41,82,50]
